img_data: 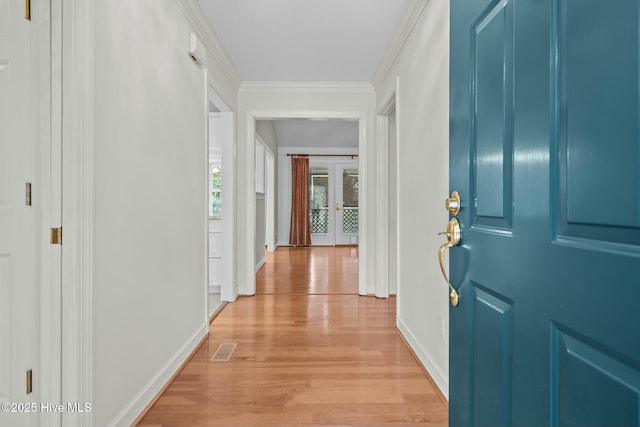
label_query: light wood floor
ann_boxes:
[136,247,448,427]
[257,246,359,295]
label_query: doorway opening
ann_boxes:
[254,133,275,272]
[206,88,234,318]
[248,116,365,296]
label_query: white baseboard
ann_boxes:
[108,323,208,427]
[208,285,221,294]
[255,257,266,273]
[397,317,449,399]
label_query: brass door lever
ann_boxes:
[438,218,461,307]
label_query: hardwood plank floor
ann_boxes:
[257,246,359,295]
[136,247,448,427]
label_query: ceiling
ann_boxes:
[197,0,410,82]
[267,119,358,149]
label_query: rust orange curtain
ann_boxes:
[289,156,312,246]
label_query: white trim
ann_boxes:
[397,317,449,399]
[173,0,242,93]
[241,114,256,296]
[60,1,94,426]
[357,116,369,296]
[394,78,401,298]
[240,82,375,94]
[255,257,266,273]
[247,110,369,120]
[371,0,430,90]
[254,135,266,194]
[106,324,208,427]
[203,70,210,337]
[265,149,276,252]
[241,110,369,296]
[35,0,60,425]
[375,79,400,298]
[375,115,390,298]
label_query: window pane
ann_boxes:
[210,165,222,217]
[342,169,358,233]
[309,167,329,234]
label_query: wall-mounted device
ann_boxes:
[188,33,206,65]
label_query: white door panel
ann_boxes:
[0,1,40,425]
[0,63,9,207]
[0,256,10,401]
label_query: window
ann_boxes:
[209,164,222,218]
[309,167,329,234]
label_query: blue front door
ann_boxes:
[449,0,640,425]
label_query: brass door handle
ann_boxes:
[336,202,341,211]
[438,218,461,307]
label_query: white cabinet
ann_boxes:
[209,219,222,292]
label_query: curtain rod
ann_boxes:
[286,153,359,158]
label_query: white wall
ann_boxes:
[277,146,358,246]
[373,0,451,397]
[256,120,278,153]
[236,83,376,296]
[89,1,238,425]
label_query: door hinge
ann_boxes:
[26,182,32,206]
[50,227,62,245]
[25,0,30,21]
[26,369,32,394]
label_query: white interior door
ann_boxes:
[335,164,359,245]
[0,2,40,425]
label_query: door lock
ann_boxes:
[445,191,461,216]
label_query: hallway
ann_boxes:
[136,247,448,426]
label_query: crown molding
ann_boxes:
[371,0,430,90]
[174,0,242,91]
[239,81,375,94]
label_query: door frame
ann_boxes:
[242,110,368,296]
[265,148,276,252]
[375,77,400,298]
[207,88,236,304]
[34,0,61,425]
[58,0,94,425]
